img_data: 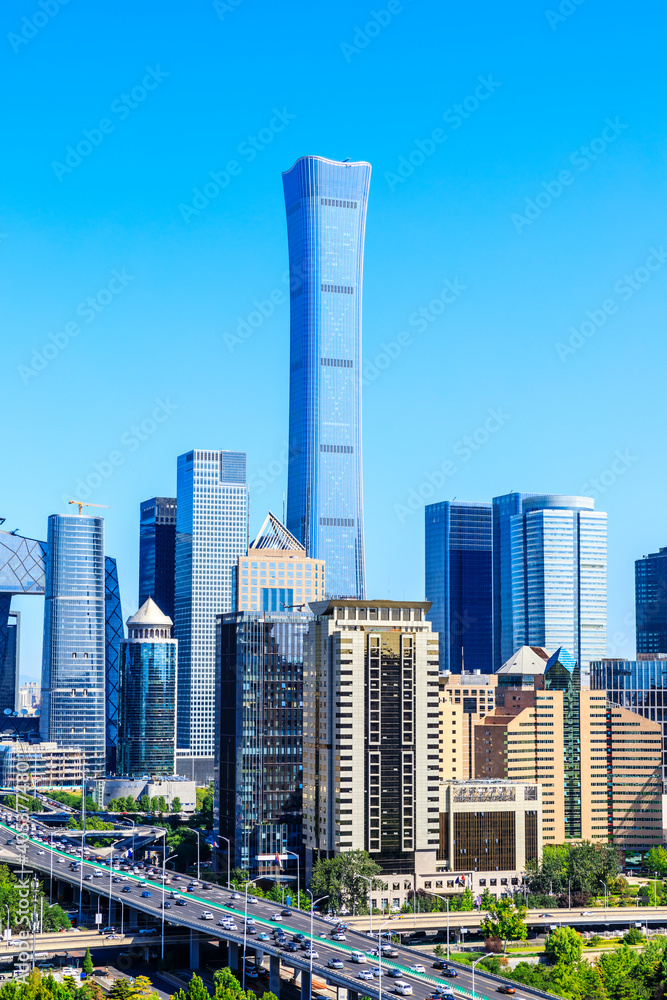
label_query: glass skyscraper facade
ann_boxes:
[282,155,370,600]
[104,556,123,771]
[215,610,310,874]
[118,598,176,777]
[40,515,107,776]
[544,647,581,839]
[139,497,177,622]
[425,500,492,673]
[635,547,667,655]
[174,449,247,777]
[493,493,607,671]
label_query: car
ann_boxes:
[258,933,270,941]
[202,883,212,890]
[358,970,374,981]
[37,850,44,855]
[187,886,195,892]
[121,886,132,893]
[176,900,187,906]
[171,875,181,881]
[141,891,151,898]
[387,970,404,979]
[139,881,147,887]
[106,934,123,940]
[246,926,257,935]
[287,942,299,952]
[200,912,215,921]
[57,858,66,864]
[394,985,413,997]
[432,961,448,970]
[383,948,399,958]
[332,933,346,941]
[370,968,382,978]
[66,927,81,933]
[162,902,171,909]
[496,988,516,996]
[328,959,345,970]
[248,897,257,905]
[539,913,552,918]
[84,875,93,881]
[581,910,593,916]
[304,949,318,959]
[294,933,306,942]
[245,969,259,980]
[271,913,282,921]
[231,892,240,899]
[281,908,292,916]
[410,965,425,974]
[441,969,458,979]
[93,870,103,878]
[138,928,157,936]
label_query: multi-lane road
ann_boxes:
[0,824,562,1000]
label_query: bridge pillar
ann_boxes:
[255,948,264,965]
[229,941,239,972]
[348,991,359,1000]
[128,905,139,930]
[109,900,117,925]
[190,929,200,969]
[300,969,311,1000]
[269,953,281,996]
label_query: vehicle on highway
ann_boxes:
[176,899,187,906]
[294,933,306,942]
[271,912,282,920]
[382,947,399,957]
[231,892,240,899]
[138,928,157,935]
[430,987,454,997]
[432,961,448,970]
[84,875,93,881]
[113,877,122,883]
[248,897,257,905]
[200,912,214,920]
[304,950,319,959]
[328,959,345,970]
[332,933,346,941]
[202,883,212,890]
[410,965,426,974]
[141,891,152,898]
[538,913,552,918]
[358,970,374,981]
[258,933,270,941]
[496,988,516,995]
[122,886,132,893]
[393,983,413,996]
[37,850,44,855]
[581,910,593,916]
[387,970,404,979]
[281,908,292,916]
[106,934,123,940]
[187,885,195,892]
[93,870,103,878]
[245,969,259,979]
[246,926,257,935]
[287,942,299,952]
[350,951,367,963]
[162,902,171,909]
[441,969,458,978]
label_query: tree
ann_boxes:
[130,975,159,1000]
[213,969,243,997]
[310,850,382,913]
[139,795,150,812]
[172,797,182,814]
[82,948,94,976]
[545,926,583,965]
[171,975,208,1000]
[480,888,495,909]
[42,903,71,931]
[645,846,667,876]
[157,796,167,813]
[479,897,527,951]
[450,888,474,911]
[109,979,134,1000]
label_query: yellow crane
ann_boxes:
[68,500,110,515]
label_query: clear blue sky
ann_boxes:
[2,0,666,677]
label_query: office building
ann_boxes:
[174,449,247,781]
[236,512,325,612]
[492,493,607,671]
[302,600,440,878]
[104,556,123,772]
[636,548,667,655]
[438,670,498,782]
[117,598,177,778]
[0,741,83,788]
[139,497,177,622]
[438,780,542,894]
[476,651,663,849]
[40,514,107,776]
[91,776,195,812]
[283,156,370,600]
[18,680,39,716]
[0,610,20,713]
[425,501,492,673]
[0,529,46,715]
[215,609,312,876]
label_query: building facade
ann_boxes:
[438,670,498,782]
[302,600,440,878]
[117,598,177,778]
[174,449,247,781]
[0,610,20,714]
[0,741,83,788]
[636,548,667,655]
[215,610,311,876]
[40,514,107,776]
[236,512,325,613]
[91,776,195,812]
[139,497,177,622]
[104,556,123,772]
[283,156,370,600]
[425,501,493,673]
[492,493,607,671]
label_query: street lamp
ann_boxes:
[420,886,450,962]
[283,850,300,911]
[305,891,329,992]
[161,846,177,961]
[376,918,391,1000]
[599,880,608,911]
[218,835,231,889]
[191,828,201,881]
[655,872,659,909]
[471,952,495,1000]
[357,875,378,935]
[242,877,260,991]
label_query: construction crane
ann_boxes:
[68,500,109,516]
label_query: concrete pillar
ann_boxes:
[269,954,281,996]
[190,929,200,970]
[109,901,117,925]
[128,905,139,931]
[300,969,311,1000]
[229,941,239,972]
[255,949,264,965]
[348,992,359,1000]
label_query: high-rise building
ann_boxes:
[302,600,440,878]
[104,556,123,772]
[425,501,492,673]
[235,512,325,612]
[0,611,20,713]
[492,493,607,671]
[174,449,247,781]
[117,598,177,778]
[215,609,311,877]
[636,548,667,655]
[40,514,107,776]
[139,497,177,622]
[282,156,370,600]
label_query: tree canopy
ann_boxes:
[479,897,527,950]
[526,840,621,899]
[310,850,382,913]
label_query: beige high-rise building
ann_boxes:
[236,512,325,612]
[303,600,440,879]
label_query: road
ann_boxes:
[0,823,561,1000]
[0,930,191,958]
[344,905,667,932]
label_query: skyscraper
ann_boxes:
[174,449,247,781]
[492,493,607,671]
[635,547,667,655]
[139,497,177,622]
[235,511,325,612]
[425,500,492,672]
[104,556,123,772]
[40,514,107,776]
[282,155,370,600]
[118,598,176,777]
[0,611,19,714]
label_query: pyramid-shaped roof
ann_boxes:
[126,596,173,627]
[249,512,305,552]
[545,646,578,674]
[497,645,550,674]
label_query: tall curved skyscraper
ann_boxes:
[282,155,370,599]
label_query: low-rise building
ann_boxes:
[0,741,83,787]
[90,776,196,812]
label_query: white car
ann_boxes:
[271,913,282,921]
[409,965,425,974]
[394,984,413,996]
[328,959,344,970]
[358,970,374,981]
[37,851,45,856]
[93,870,103,878]
[200,912,214,920]
[304,950,319,960]
[350,952,367,964]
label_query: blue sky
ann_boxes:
[2,0,666,676]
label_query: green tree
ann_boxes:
[157,796,167,813]
[545,926,583,965]
[450,888,474,912]
[310,850,382,913]
[150,797,159,813]
[213,969,243,997]
[139,795,150,812]
[42,903,71,931]
[171,797,182,814]
[109,979,134,1000]
[130,976,159,1000]
[82,948,94,976]
[645,846,667,876]
[480,897,527,951]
